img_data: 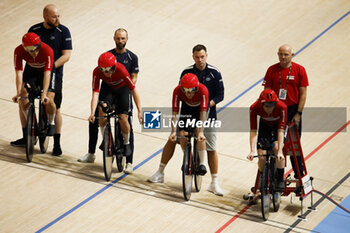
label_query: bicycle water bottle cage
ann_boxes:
[258,138,272,151]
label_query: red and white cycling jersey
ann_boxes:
[92,63,135,92]
[262,62,309,106]
[14,42,54,72]
[172,83,209,113]
[250,100,287,130]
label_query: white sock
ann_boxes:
[48,113,55,125]
[198,150,206,165]
[211,173,218,184]
[100,126,105,137]
[122,132,130,145]
[158,163,166,173]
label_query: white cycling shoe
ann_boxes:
[147,171,164,183]
[77,153,96,163]
[124,163,133,174]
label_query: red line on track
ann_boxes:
[216,120,350,233]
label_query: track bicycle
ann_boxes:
[98,101,124,181]
[243,139,281,221]
[180,129,203,201]
[24,83,50,162]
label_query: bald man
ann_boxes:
[262,44,309,179]
[11,4,72,157]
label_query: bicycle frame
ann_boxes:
[180,129,202,201]
[246,122,314,219]
[97,104,124,181]
[24,84,49,162]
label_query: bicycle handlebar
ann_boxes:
[253,154,276,158]
[95,114,121,119]
[177,134,197,140]
[177,130,197,139]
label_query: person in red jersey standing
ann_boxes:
[262,44,309,179]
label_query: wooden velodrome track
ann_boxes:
[1,1,349,232]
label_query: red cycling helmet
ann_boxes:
[180,73,199,93]
[98,52,117,73]
[22,33,41,47]
[22,33,41,52]
[259,89,278,103]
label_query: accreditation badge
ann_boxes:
[279,88,287,100]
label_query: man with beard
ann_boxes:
[79,29,139,175]
[10,4,72,157]
[148,44,225,196]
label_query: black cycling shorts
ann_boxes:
[257,118,278,150]
[178,102,201,132]
[23,64,56,92]
[99,82,131,115]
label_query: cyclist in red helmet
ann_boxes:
[169,73,209,175]
[12,32,57,138]
[89,52,142,157]
[247,89,287,191]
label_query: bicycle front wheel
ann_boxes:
[25,106,36,162]
[103,125,114,181]
[182,144,193,201]
[260,164,270,221]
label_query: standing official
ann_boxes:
[79,29,139,175]
[263,44,308,178]
[148,44,225,196]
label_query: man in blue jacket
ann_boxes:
[148,44,225,196]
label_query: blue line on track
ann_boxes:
[35,10,350,233]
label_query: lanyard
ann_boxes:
[279,63,292,89]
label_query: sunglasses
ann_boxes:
[99,65,115,73]
[262,102,276,108]
[181,87,197,94]
[23,43,41,53]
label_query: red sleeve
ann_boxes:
[262,66,273,87]
[199,84,209,112]
[278,102,287,130]
[118,63,135,90]
[172,86,180,113]
[43,44,54,71]
[14,45,24,71]
[299,65,309,87]
[249,102,258,130]
[92,68,101,92]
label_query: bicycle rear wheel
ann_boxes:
[193,145,202,192]
[38,103,49,153]
[103,125,114,181]
[116,153,123,172]
[272,192,281,212]
[182,144,193,201]
[269,158,281,212]
[25,106,36,162]
[260,164,270,221]
[114,121,123,172]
